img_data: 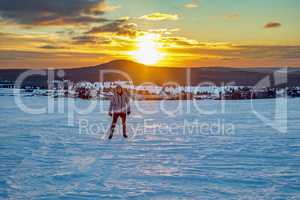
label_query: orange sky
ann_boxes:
[0,0,299,68]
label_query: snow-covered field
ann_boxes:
[0,94,300,199]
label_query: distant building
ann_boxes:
[0,81,15,88]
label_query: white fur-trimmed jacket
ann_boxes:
[109,92,131,113]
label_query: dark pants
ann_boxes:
[109,112,127,139]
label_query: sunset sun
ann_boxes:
[130,33,164,65]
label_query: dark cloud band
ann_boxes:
[0,0,106,25]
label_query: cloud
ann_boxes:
[147,28,180,35]
[160,36,200,47]
[236,45,299,59]
[35,16,108,26]
[39,45,66,49]
[264,22,282,29]
[184,0,199,9]
[225,13,240,20]
[0,50,109,68]
[72,36,98,44]
[0,0,109,25]
[101,4,121,12]
[139,12,179,21]
[86,19,138,37]
[184,4,198,8]
[0,32,58,50]
[72,35,111,45]
[164,43,300,61]
[160,43,300,67]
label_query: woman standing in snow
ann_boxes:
[108,85,131,139]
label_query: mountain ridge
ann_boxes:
[0,59,300,87]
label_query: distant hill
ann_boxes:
[0,60,300,87]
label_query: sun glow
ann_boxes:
[130,34,164,65]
